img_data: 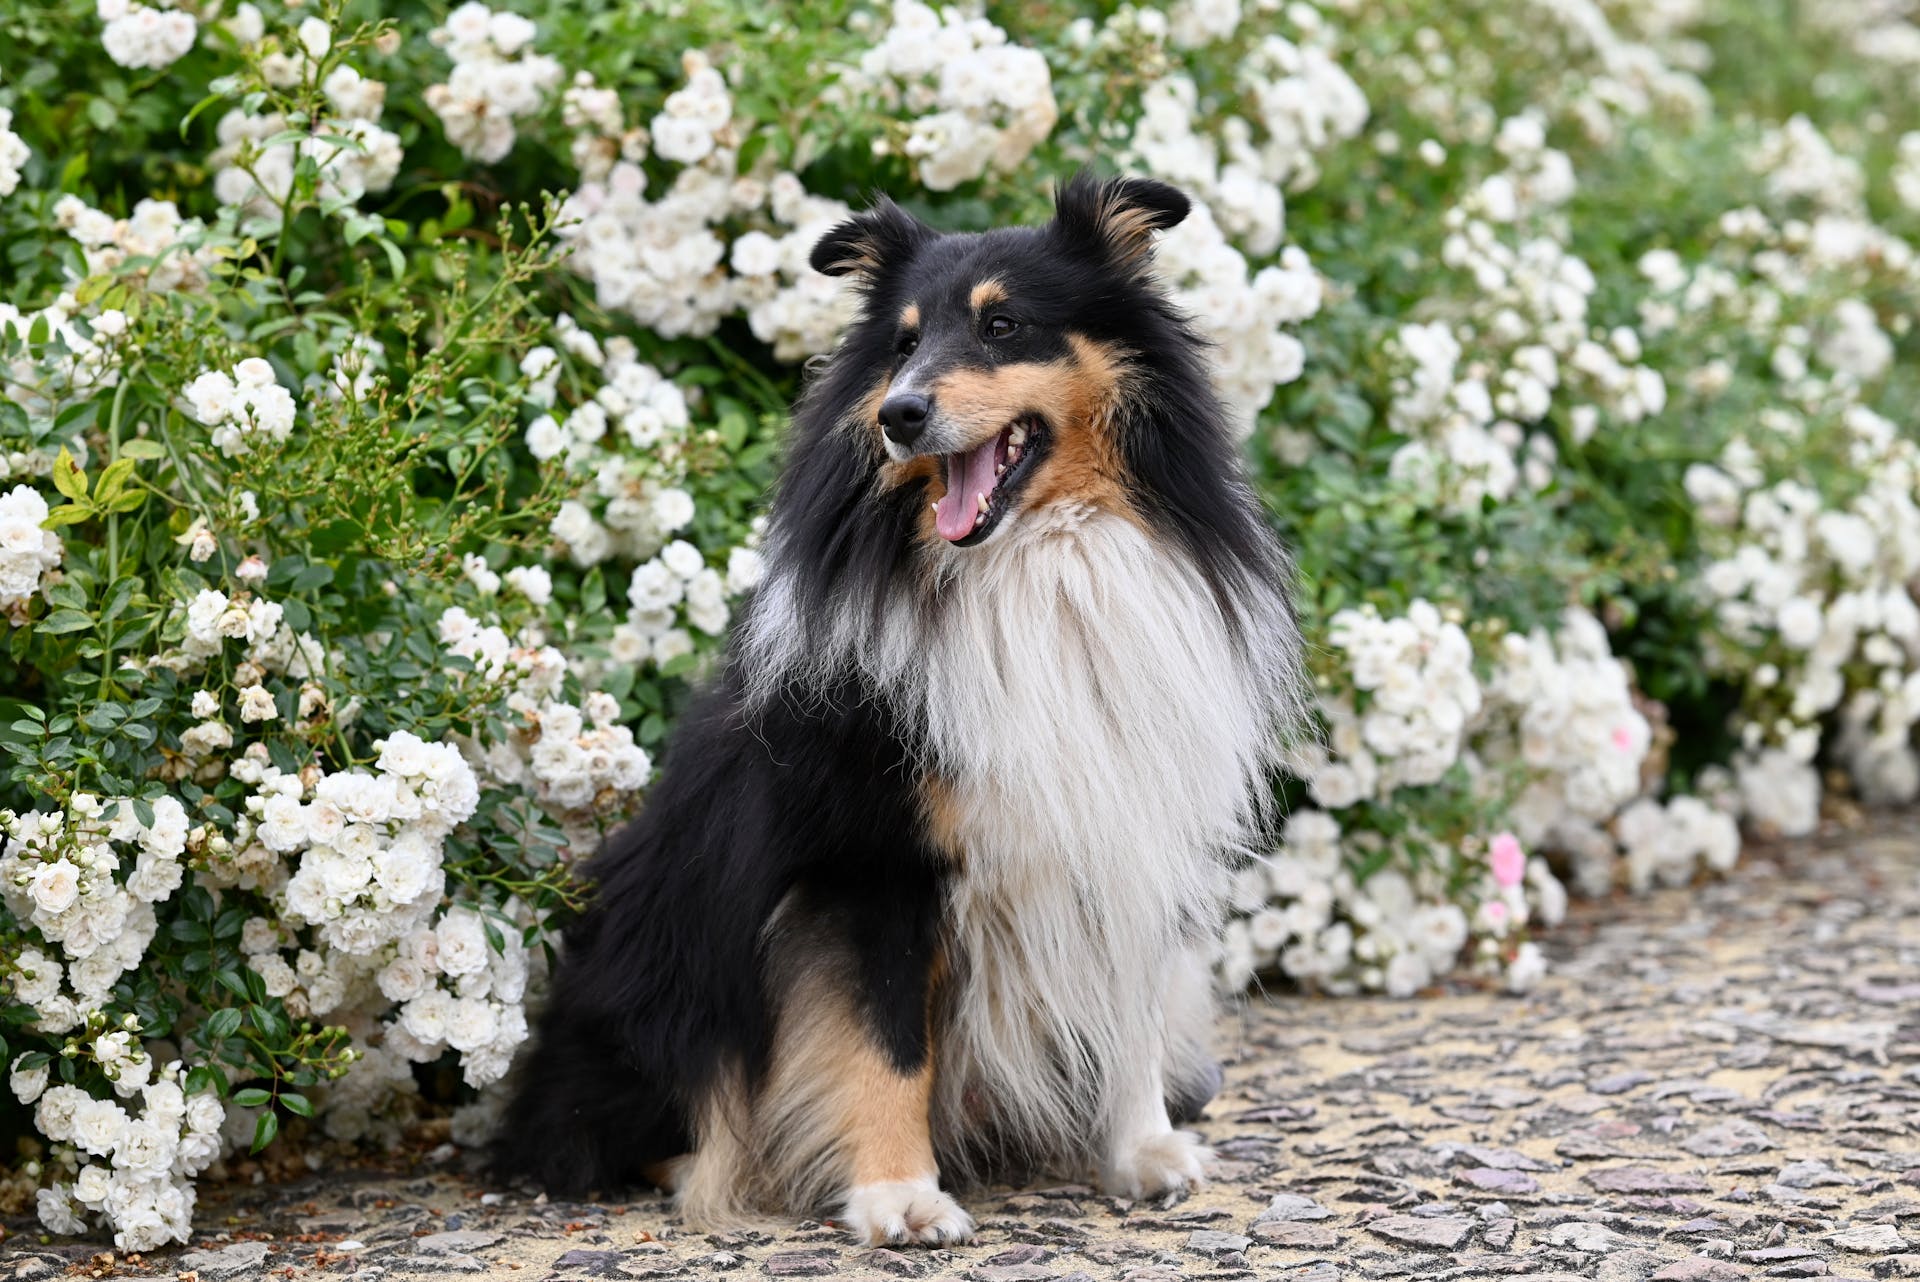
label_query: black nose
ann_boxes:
[879,392,931,446]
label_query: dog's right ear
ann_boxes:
[810,198,929,280]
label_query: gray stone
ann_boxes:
[415,1230,504,1255]
[1829,1225,1910,1253]
[1684,1121,1778,1158]
[1650,1261,1750,1282]
[765,1251,840,1277]
[1483,1219,1518,1251]
[176,1243,273,1280]
[856,1250,925,1278]
[1598,1249,1675,1282]
[1779,1161,1856,1189]
[1185,1230,1252,1255]
[967,1268,1058,1282]
[1544,1221,1635,1252]
[1259,1192,1333,1220]
[1251,1220,1340,1248]
[552,1249,638,1277]
[1457,1167,1542,1195]
[1587,1166,1713,1195]
[1454,1145,1556,1172]
[1367,1214,1475,1249]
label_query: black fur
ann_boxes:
[491,666,949,1194]
[493,173,1279,1198]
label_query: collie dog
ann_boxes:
[494,174,1306,1246]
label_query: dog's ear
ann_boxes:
[810,198,930,280]
[1051,172,1190,268]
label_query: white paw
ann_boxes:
[1101,1129,1213,1199]
[841,1177,975,1247]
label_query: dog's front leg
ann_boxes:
[1098,1024,1213,1199]
[836,1042,973,1246]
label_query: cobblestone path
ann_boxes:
[6,820,1917,1281]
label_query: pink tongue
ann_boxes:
[935,436,1001,542]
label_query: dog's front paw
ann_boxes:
[841,1177,975,1247]
[1101,1129,1212,1199]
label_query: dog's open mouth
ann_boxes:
[932,416,1047,546]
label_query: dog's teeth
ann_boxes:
[996,464,1005,475]
[1009,425,1028,446]
[975,491,989,513]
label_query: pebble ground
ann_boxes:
[4,818,1917,1281]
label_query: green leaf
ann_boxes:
[119,439,167,460]
[232,1087,272,1108]
[204,1008,244,1041]
[280,1092,313,1118]
[250,1109,279,1153]
[93,460,136,506]
[52,448,87,501]
[38,609,93,635]
[291,563,335,592]
[41,504,92,529]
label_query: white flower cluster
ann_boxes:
[1483,610,1666,894]
[1613,794,1740,894]
[1389,219,1663,512]
[2,794,230,1236]
[0,103,28,198]
[25,1061,223,1251]
[1748,115,1865,215]
[54,195,214,293]
[1152,203,1319,434]
[244,733,477,959]
[182,358,298,456]
[1220,810,1561,998]
[1,297,120,464]
[852,1,1059,191]
[555,58,856,355]
[98,0,197,71]
[467,691,652,852]
[1303,600,1482,808]
[208,102,402,222]
[1,797,188,1030]
[562,70,647,182]
[1895,133,1920,213]
[515,329,766,669]
[425,3,563,163]
[1118,10,1366,256]
[378,904,533,1088]
[0,485,63,626]
[1690,409,1920,833]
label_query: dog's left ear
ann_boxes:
[810,197,930,280]
[1051,172,1190,268]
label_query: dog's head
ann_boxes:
[810,173,1191,548]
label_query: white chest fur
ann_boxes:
[911,508,1300,1168]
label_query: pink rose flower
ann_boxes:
[1490,831,1526,888]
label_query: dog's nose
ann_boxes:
[879,392,931,446]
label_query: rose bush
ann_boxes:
[1,0,1916,1249]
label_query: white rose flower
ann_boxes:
[29,859,82,915]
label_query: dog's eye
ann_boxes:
[896,331,919,358]
[983,315,1019,340]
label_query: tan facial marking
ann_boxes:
[913,335,1136,534]
[900,301,920,329]
[1020,335,1133,518]
[968,280,1008,311]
